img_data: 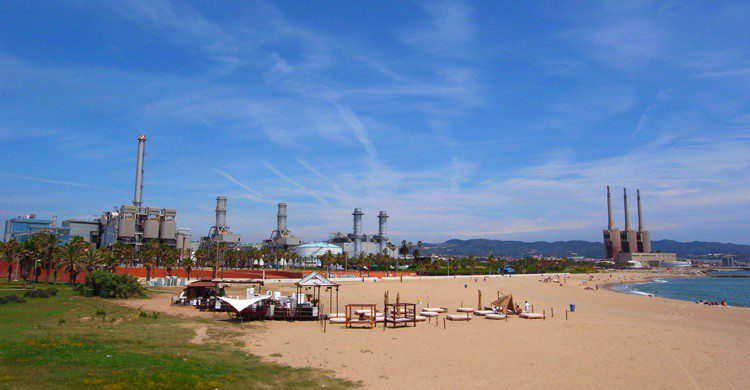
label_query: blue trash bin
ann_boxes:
[569,304,576,312]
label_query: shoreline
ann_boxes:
[605,273,750,309]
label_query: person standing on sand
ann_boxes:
[524,301,531,313]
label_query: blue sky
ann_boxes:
[1,0,749,244]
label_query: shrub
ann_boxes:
[75,270,145,299]
[0,295,26,304]
[95,309,107,316]
[24,288,58,298]
[139,311,148,318]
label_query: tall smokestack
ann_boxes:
[133,134,146,208]
[215,196,227,229]
[637,189,643,232]
[277,203,287,232]
[353,208,364,255]
[606,185,614,229]
[623,187,630,231]
[378,211,388,254]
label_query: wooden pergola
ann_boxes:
[295,272,340,315]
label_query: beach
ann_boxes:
[122,272,750,389]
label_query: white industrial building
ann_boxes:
[294,242,343,267]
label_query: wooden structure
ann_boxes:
[295,272,340,315]
[384,302,417,328]
[345,304,377,328]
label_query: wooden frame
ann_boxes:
[345,304,377,329]
[384,302,417,328]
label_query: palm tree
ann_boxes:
[163,246,178,278]
[61,237,86,283]
[319,250,335,277]
[18,239,38,288]
[194,248,208,269]
[83,246,103,272]
[179,255,194,280]
[33,232,59,284]
[1,240,20,283]
[140,242,159,281]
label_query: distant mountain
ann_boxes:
[420,239,750,258]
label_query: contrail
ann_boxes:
[0,173,123,192]
[295,157,350,198]
[262,162,329,205]
[213,169,272,202]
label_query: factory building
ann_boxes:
[3,215,70,243]
[603,186,676,267]
[200,196,242,248]
[328,208,396,258]
[98,135,183,249]
[263,203,301,250]
[61,219,100,246]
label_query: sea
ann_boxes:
[611,270,750,308]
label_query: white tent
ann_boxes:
[218,296,269,313]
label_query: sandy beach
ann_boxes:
[122,273,750,389]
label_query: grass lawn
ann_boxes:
[0,283,354,389]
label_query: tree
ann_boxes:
[140,242,159,281]
[1,240,20,283]
[18,239,38,288]
[163,246,179,278]
[61,237,87,283]
[194,248,208,269]
[112,242,134,273]
[319,250,335,277]
[179,254,194,280]
[33,232,59,284]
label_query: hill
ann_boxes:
[420,239,750,258]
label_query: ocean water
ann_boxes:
[611,270,750,308]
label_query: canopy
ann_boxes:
[296,272,339,287]
[491,294,517,315]
[218,296,269,313]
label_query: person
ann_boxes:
[722,300,728,306]
[524,301,531,313]
[514,304,522,314]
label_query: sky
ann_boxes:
[1,0,749,245]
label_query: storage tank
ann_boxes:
[143,219,160,239]
[160,219,176,240]
[295,242,343,259]
[117,216,136,238]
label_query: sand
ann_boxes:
[122,273,750,389]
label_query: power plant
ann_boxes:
[328,208,395,258]
[200,196,242,247]
[603,186,680,267]
[98,135,186,250]
[263,202,301,249]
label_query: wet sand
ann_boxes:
[121,273,750,389]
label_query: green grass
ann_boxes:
[0,283,354,389]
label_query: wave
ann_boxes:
[652,278,669,283]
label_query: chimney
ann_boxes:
[637,189,644,232]
[378,211,388,254]
[606,185,614,229]
[215,196,227,229]
[277,203,287,232]
[352,208,364,255]
[623,187,630,231]
[133,134,146,208]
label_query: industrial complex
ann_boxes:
[2,134,696,269]
[2,134,399,265]
[603,186,686,268]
